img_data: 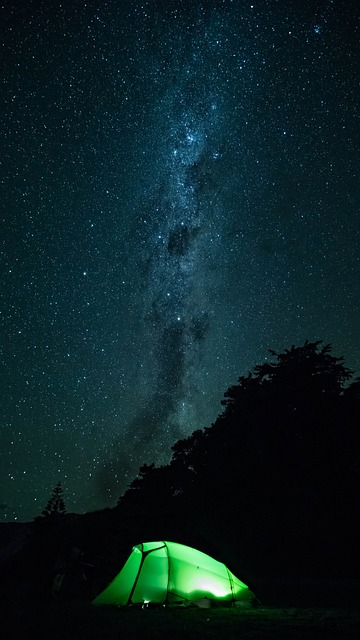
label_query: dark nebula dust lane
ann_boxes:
[1,1,359,520]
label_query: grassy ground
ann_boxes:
[1,601,359,640]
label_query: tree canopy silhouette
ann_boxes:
[116,341,360,577]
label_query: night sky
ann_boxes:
[1,0,359,521]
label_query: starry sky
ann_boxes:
[1,0,359,521]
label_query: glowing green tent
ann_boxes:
[93,541,254,607]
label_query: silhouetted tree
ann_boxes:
[116,341,360,577]
[40,482,66,518]
[222,340,352,417]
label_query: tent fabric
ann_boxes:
[92,541,254,606]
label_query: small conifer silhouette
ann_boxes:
[41,482,66,517]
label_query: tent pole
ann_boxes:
[164,541,171,604]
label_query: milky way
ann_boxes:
[97,11,228,496]
[1,1,359,520]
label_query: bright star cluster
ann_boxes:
[1,1,359,521]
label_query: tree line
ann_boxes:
[19,339,360,589]
[114,341,360,578]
